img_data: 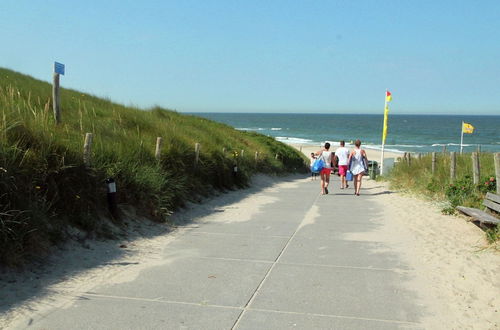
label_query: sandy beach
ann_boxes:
[1,172,499,328]
[291,143,403,162]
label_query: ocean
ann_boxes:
[192,113,500,154]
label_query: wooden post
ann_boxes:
[83,133,93,167]
[52,73,61,124]
[407,153,412,166]
[241,149,244,157]
[155,137,163,161]
[299,146,303,153]
[442,145,447,153]
[472,152,480,185]
[495,153,500,194]
[477,145,481,154]
[417,153,422,160]
[195,143,200,165]
[222,147,226,154]
[194,143,200,166]
[431,152,437,174]
[450,152,456,182]
[255,151,259,161]
[275,153,279,160]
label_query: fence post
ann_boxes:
[299,146,303,153]
[52,73,61,124]
[407,153,412,166]
[450,152,456,182]
[255,151,259,161]
[431,152,437,174]
[195,143,200,165]
[442,145,447,153]
[495,153,500,194]
[417,153,422,160]
[241,149,244,157]
[275,153,279,160]
[155,137,163,161]
[83,133,93,167]
[472,152,480,185]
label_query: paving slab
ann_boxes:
[249,263,421,323]
[162,232,288,261]
[24,295,241,330]
[189,218,302,237]
[237,309,423,330]
[279,236,406,270]
[90,257,271,308]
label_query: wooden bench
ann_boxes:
[457,192,500,227]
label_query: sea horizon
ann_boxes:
[191,113,500,154]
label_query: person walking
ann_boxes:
[348,139,368,196]
[309,153,318,180]
[316,142,333,195]
[335,140,350,189]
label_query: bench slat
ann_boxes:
[485,192,500,204]
[483,199,500,213]
[456,206,500,225]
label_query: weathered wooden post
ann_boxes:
[442,145,447,153]
[431,152,437,174]
[195,143,200,165]
[83,133,93,167]
[52,62,65,124]
[299,146,303,153]
[450,152,456,182]
[255,151,259,161]
[407,153,412,166]
[472,152,480,184]
[495,153,500,194]
[241,149,244,157]
[417,153,422,160]
[155,137,163,161]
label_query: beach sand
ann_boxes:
[1,170,498,328]
[291,143,403,162]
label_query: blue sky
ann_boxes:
[1,0,499,114]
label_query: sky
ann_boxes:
[1,0,499,115]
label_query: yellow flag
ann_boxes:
[382,105,389,143]
[462,122,474,134]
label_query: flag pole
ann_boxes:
[380,89,388,175]
[460,121,464,154]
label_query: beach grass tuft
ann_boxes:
[387,152,498,242]
[0,67,308,266]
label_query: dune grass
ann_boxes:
[0,67,307,266]
[387,152,498,242]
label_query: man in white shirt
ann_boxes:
[335,140,350,189]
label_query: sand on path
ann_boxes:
[1,171,498,328]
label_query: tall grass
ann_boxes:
[0,68,307,266]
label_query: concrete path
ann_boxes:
[19,176,424,329]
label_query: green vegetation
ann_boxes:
[0,68,307,266]
[387,153,498,242]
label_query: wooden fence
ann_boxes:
[399,151,500,194]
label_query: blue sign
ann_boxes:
[54,62,65,75]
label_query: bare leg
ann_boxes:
[353,175,358,194]
[340,175,346,188]
[320,172,325,194]
[356,174,363,195]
